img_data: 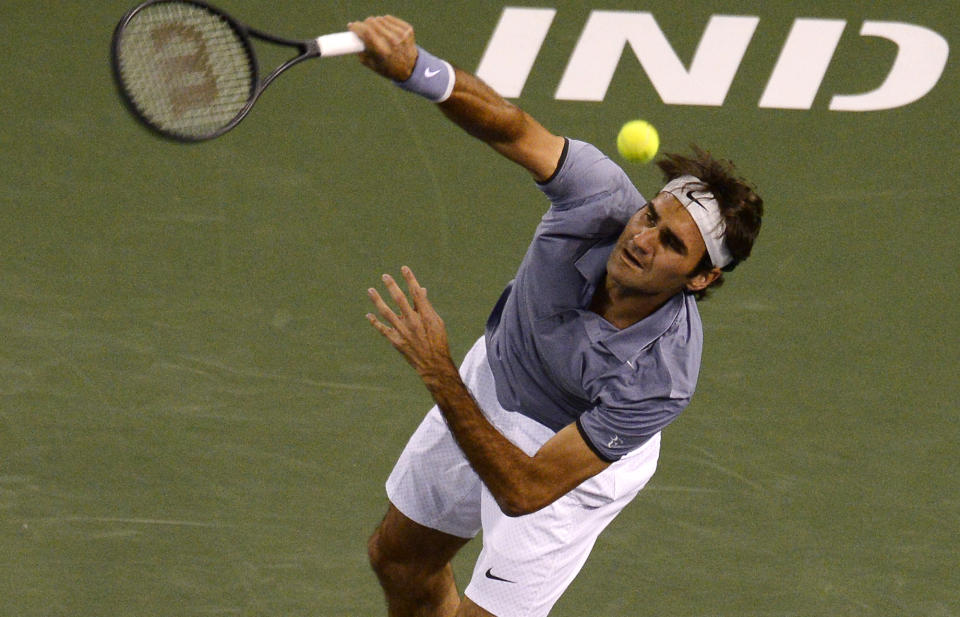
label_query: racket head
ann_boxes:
[111,0,259,142]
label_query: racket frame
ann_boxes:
[111,0,325,142]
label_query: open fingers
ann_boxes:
[365,307,402,351]
[400,266,429,313]
[381,273,416,319]
[367,286,404,331]
[366,267,435,341]
[366,269,421,329]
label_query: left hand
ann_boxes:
[366,266,457,382]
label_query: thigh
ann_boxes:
[372,503,472,570]
[456,596,496,617]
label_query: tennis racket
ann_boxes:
[111,0,365,142]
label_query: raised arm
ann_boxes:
[348,16,566,182]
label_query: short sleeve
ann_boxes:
[538,139,644,214]
[576,395,688,462]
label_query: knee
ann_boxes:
[367,524,390,578]
[367,522,411,586]
[367,505,467,591]
[367,507,417,580]
[367,521,442,592]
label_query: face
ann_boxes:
[606,192,716,298]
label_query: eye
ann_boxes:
[644,210,656,227]
[661,231,687,255]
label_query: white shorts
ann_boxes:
[386,337,661,617]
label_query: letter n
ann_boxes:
[555,11,758,105]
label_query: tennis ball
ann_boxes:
[616,120,659,164]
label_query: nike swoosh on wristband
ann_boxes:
[424,67,442,78]
[484,568,516,584]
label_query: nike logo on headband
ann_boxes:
[664,175,734,268]
[686,189,708,209]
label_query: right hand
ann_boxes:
[348,16,419,82]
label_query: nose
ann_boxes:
[631,228,657,254]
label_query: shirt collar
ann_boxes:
[573,239,613,299]
[581,293,686,362]
[572,238,687,362]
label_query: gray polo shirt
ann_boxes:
[484,139,703,462]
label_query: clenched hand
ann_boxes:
[348,16,419,82]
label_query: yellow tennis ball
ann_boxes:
[617,120,659,163]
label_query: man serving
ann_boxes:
[351,15,764,617]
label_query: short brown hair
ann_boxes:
[656,145,764,299]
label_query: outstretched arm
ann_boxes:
[348,16,566,182]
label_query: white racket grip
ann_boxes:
[315,32,365,57]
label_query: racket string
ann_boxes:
[116,2,255,139]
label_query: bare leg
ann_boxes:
[456,596,497,616]
[368,503,472,617]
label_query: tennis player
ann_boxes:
[350,15,763,617]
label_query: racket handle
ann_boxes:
[316,32,365,57]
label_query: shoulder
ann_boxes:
[608,294,703,401]
[577,296,704,461]
[538,139,643,212]
[648,294,703,390]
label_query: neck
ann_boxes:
[589,277,677,330]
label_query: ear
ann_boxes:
[685,267,722,293]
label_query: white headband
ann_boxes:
[661,175,733,268]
